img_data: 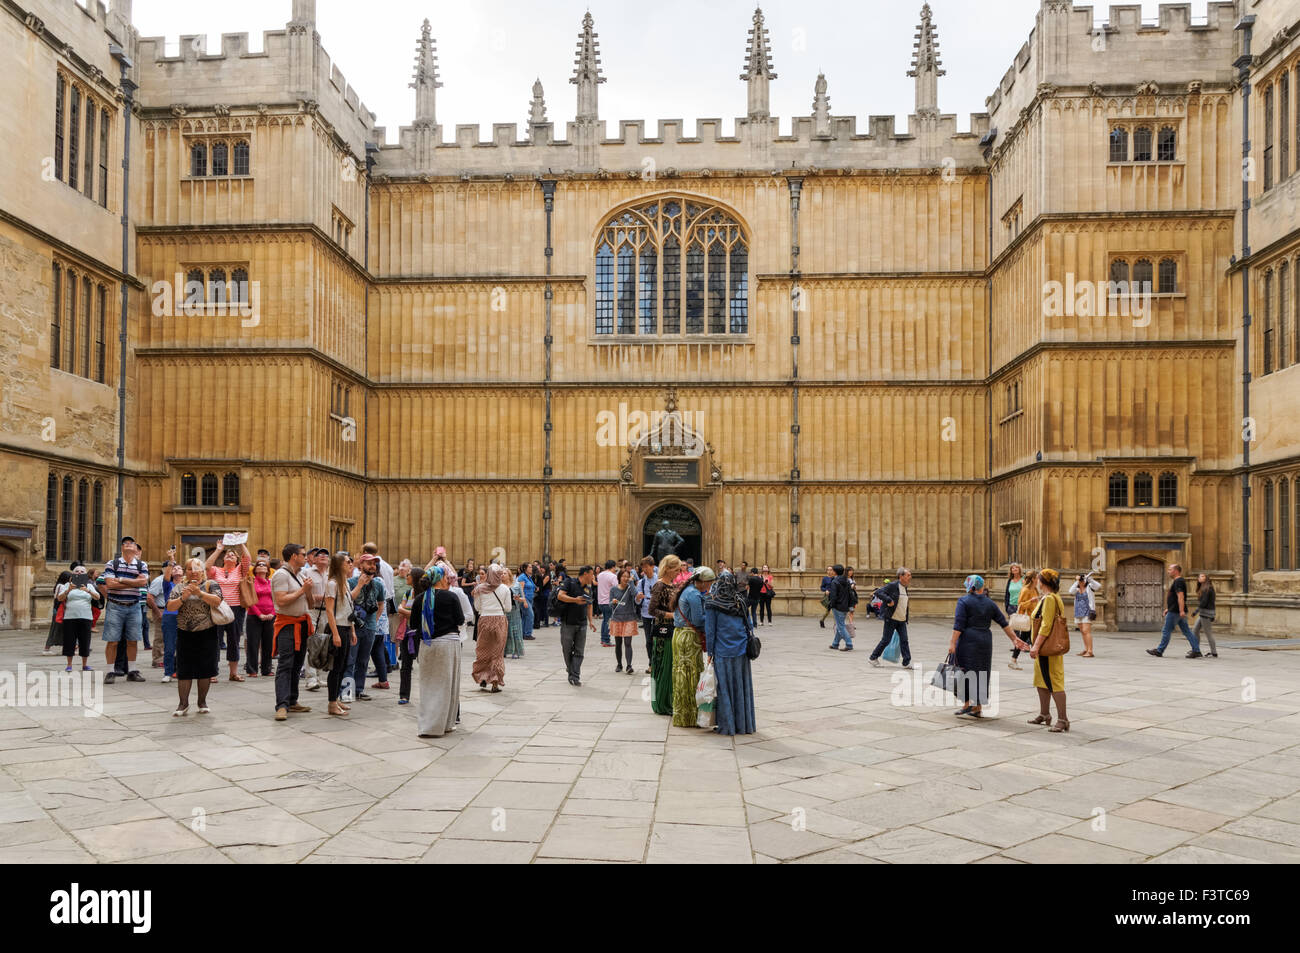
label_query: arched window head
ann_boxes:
[1109,127,1129,163]
[209,268,227,305]
[594,198,748,338]
[1108,472,1129,508]
[1134,472,1154,507]
[181,472,197,507]
[212,141,228,177]
[1133,126,1153,162]
[200,473,218,508]
[1133,259,1154,294]
[190,141,207,177]
[1157,126,1176,161]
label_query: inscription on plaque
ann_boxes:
[644,459,699,486]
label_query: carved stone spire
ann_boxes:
[812,72,831,136]
[410,18,442,125]
[529,78,547,125]
[908,3,945,116]
[570,12,606,123]
[740,6,777,120]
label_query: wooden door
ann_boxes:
[1116,556,1163,630]
[0,548,14,629]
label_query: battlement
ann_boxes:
[372,110,991,178]
[133,26,375,156]
[986,1,1240,130]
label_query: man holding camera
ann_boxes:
[557,565,598,686]
[301,548,331,689]
[348,555,387,700]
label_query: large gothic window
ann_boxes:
[594,199,749,337]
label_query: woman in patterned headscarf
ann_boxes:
[703,570,756,735]
[410,564,466,737]
[471,564,511,692]
[948,574,1028,719]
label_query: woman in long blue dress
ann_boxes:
[949,575,1029,719]
[703,571,756,736]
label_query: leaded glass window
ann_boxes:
[593,198,748,337]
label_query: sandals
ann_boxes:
[229,673,245,682]
[1049,719,1070,733]
[954,705,974,717]
[328,703,349,717]
[1028,714,1052,725]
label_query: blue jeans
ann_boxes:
[520,602,534,638]
[830,609,852,648]
[748,599,759,628]
[141,606,151,649]
[599,603,614,643]
[102,601,142,642]
[351,626,377,693]
[161,613,178,678]
[1157,612,1199,654]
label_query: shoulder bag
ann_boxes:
[1032,595,1070,657]
[238,571,256,609]
[208,582,235,627]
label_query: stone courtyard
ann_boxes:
[1,615,1299,864]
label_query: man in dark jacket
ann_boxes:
[828,565,856,651]
[818,566,835,628]
[868,568,912,667]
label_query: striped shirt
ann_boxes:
[208,557,250,606]
[104,557,149,606]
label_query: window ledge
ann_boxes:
[167,505,250,514]
[588,335,753,345]
[181,175,254,183]
[998,408,1025,425]
[1107,161,1184,168]
[1105,506,1187,515]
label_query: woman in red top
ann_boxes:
[245,559,276,677]
[206,542,250,682]
[759,565,775,626]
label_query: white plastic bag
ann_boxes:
[696,659,717,729]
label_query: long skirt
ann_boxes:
[505,607,524,658]
[417,638,461,737]
[472,615,507,687]
[651,635,673,715]
[671,626,703,727]
[954,627,993,705]
[713,653,756,736]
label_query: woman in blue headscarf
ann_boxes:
[411,563,465,738]
[948,574,1029,719]
[703,570,757,736]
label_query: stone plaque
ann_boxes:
[644,458,699,486]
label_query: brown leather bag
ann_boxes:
[238,573,257,609]
[1032,594,1070,656]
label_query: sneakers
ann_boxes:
[274,708,288,721]
[1008,659,1022,670]
[615,664,624,672]
[103,673,116,684]
[161,676,172,683]
[126,671,146,682]
[306,679,321,691]
[355,693,372,701]
[42,648,54,656]
[868,658,881,668]
[64,665,73,672]
[1146,648,1163,657]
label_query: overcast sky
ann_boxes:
[127,0,1213,144]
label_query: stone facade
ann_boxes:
[1,0,1298,635]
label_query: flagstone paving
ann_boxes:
[1,617,1299,863]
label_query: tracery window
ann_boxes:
[1133,126,1153,162]
[1134,472,1154,507]
[1109,127,1128,163]
[594,199,749,337]
[1157,126,1177,162]
[1108,473,1129,508]
[1158,471,1178,508]
[1158,258,1178,295]
[200,473,218,508]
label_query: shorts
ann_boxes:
[102,601,143,642]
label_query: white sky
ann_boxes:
[125,0,1213,144]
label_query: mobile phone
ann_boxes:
[71,572,89,587]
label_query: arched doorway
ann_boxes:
[643,503,702,568]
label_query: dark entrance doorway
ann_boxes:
[642,504,702,568]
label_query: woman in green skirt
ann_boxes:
[672,567,714,727]
[648,555,683,716]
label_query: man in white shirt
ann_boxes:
[596,560,618,648]
[869,567,913,669]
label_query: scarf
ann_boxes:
[472,563,504,598]
[705,570,745,617]
[419,567,445,647]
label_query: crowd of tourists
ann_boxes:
[43,534,1215,742]
[42,538,763,737]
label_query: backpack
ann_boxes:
[867,587,889,619]
[547,583,564,618]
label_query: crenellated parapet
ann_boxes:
[985,1,1239,138]
[134,21,375,160]
[371,110,990,179]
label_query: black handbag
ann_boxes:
[746,633,761,660]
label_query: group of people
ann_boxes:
[42,537,762,738]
